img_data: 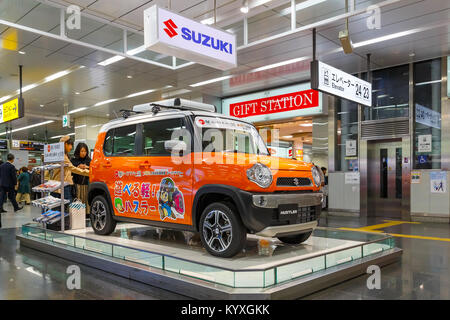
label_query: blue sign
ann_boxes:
[418,155,428,164]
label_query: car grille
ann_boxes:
[276,177,311,187]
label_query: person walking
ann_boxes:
[50,136,89,203]
[30,167,41,201]
[0,153,22,213]
[71,142,91,211]
[16,167,31,205]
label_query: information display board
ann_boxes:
[0,98,24,124]
[311,60,372,106]
[0,139,8,150]
[44,142,65,163]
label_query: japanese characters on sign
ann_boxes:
[0,98,24,124]
[311,60,372,106]
[415,104,441,129]
[44,142,65,163]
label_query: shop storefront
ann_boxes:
[221,82,329,168]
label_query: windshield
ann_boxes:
[194,116,269,155]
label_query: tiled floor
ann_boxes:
[0,203,449,299]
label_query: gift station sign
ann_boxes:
[229,89,319,118]
[144,5,236,70]
[311,60,372,106]
[222,83,323,122]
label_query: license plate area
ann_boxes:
[278,204,299,223]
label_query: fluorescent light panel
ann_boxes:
[0,120,54,136]
[98,55,125,66]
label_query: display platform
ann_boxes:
[18,223,402,299]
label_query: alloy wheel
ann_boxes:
[91,200,107,231]
[202,209,233,253]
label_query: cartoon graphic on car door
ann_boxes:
[156,177,185,220]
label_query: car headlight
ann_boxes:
[311,166,322,187]
[247,163,273,188]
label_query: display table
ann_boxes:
[18,223,402,299]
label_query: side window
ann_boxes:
[142,118,188,156]
[113,125,136,156]
[103,129,114,156]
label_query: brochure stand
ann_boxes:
[32,143,68,231]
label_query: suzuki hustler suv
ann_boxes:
[88,98,323,258]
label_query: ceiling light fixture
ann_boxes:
[190,75,233,87]
[282,135,293,139]
[0,95,12,103]
[68,107,87,114]
[201,18,215,25]
[240,0,249,13]
[98,55,125,66]
[18,51,25,55]
[125,89,155,98]
[0,120,54,136]
[251,56,310,73]
[75,92,80,95]
[300,123,313,127]
[45,70,70,82]
[280,0,326,15]
[415,80,442,86]
[94,99,118,107]
[40,104,44,107]
[127,75,133,79]
[75,124,86,129]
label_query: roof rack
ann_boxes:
[132,98,216,114]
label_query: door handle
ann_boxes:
[103,161,112,168]
[139,161,151,169]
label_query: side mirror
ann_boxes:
[164,140,187,153]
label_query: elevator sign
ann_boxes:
[144,5,236,70]
[311,60,372,106]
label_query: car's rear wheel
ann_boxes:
[199,202,246,258]
[90,195,116,235]
[278,231,312,244]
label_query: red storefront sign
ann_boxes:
[229,89,319,118]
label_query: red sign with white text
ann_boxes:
[229,89,319,118]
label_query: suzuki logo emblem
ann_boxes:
[293,178,299,186]
[163,19,178,38]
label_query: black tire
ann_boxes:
[90,195,116,235]
[199,202,247,258]
[278,231,312,244]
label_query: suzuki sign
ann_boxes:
[144,5,237,70]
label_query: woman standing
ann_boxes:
[16,167,31,205]
[71,142,91,209]
[50,136,89,203]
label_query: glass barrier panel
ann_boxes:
[326,246,362,268]
[25,225,46,240]
[363,237,394,257]
[4,1,60,35]
[164,256,234,287]
[49,231,75,247]
[264,268,276,287]
[234,271,264,288]
[76,237,113,256]
[66,14,104,41]
[224,21,244,47]
[294,0,346,27]
[248,2,291,44]
[276,255,325,284]
[113,245,163,269]
[81,24,124,53]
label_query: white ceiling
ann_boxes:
[0,0,448,141]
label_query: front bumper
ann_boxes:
[235,190,323,235]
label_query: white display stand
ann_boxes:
[32,143,68,231]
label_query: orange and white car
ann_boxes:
[88,98,323,257]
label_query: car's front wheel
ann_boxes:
[199,202,246,258]
[278,231,312,244]
[90,195,116,235]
